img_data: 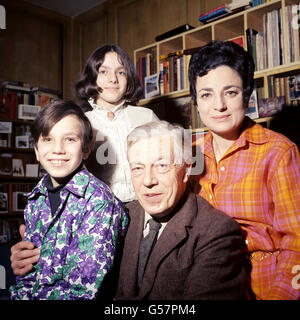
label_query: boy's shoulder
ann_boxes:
[80,168,117,200]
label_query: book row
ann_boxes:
[268,74,300,105]
[246,4,299,72]
[0,121,34,149]
[198,0,252,24]
[0,81,59,121]
[159,55,185,95]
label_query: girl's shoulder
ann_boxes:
[125,105,158,125]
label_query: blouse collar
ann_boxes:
[88,98,126,114]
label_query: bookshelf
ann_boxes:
[134,0,300,130]
[0,82,59,245]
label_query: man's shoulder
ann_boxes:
[125,200,140,214]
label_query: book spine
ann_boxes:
[198,7,230,22]
[159,62,164,95]
[198,4,227,18]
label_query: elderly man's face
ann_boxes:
[128,134,189,220]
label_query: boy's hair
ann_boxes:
[74,44,143,111]
[32,99,94,153]
[188,40,255,105]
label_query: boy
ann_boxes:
[10,100,128,300]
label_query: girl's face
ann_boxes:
[35,115,89,187]
[195,65,245,140]
[95,51,128,109]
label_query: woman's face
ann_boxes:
[95,51,128,109]
[195,65,245,140]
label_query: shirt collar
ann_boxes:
[28,167,90,199]
[88,98,126,115]
[202,117,269,157]
[241,117,269,145]
[143,211,153,230]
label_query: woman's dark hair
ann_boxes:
[188,40,255,105]
[32,99,94,153]
[74,44,143,111]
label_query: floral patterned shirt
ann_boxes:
[10,168,128,300]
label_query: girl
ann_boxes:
[75,45,159,203]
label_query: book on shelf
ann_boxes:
[13,191,27,212]
[0,121,12,148]
[0,121,12,134]
[1,80,60,119]
[229,35,245,48]
[228,0,252,11]
[136,47,157,98]
[0,132,11,148]
[0,192,8,214]
[11,183,35,213]
[0,91,17,120]
[246,7,284,71]
[258,96,285,117]
[285,4,300,64]
[250,0,268,7]
[0,182,36,215]
[0,155,12,176]
[1,83,31,93]
[155,24,194,42]
[159,53,185,95]
[198,5,232,23]
[12,158,25,177]
[17,104,41,120]
[246,28,258,69]
[15,135,29,149]
[267,74,300,106]
[144,73,160,98]
[289,74,300,101]
[198,4,231,19]
[246,88,259,119]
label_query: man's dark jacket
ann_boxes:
[115,192,248,300]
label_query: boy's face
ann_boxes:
[35,115,89,187]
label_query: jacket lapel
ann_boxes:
[139,192,197,298]
[118,201,144,298]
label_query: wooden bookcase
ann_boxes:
[0,84,59,245]
[134,0,300,131]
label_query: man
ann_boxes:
[11,121,248,300]
[115,121,248,299]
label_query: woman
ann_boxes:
[188,40,300,300]
[75,45,159,202]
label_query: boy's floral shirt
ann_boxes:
[10,168,128,300]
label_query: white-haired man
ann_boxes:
[115,120,248,299]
